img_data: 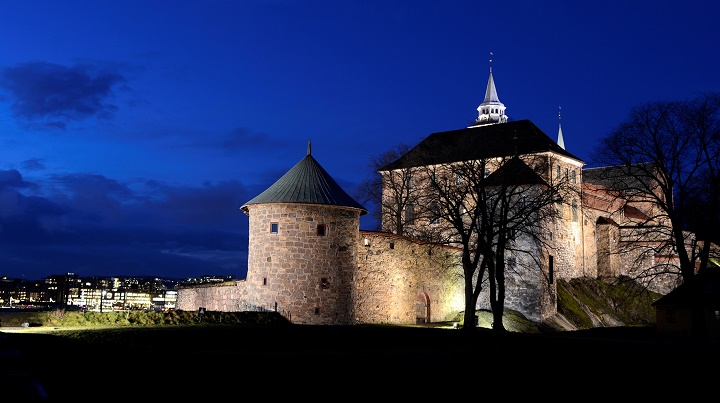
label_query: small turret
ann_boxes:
[472,52,508,126]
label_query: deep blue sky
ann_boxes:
[0,1,718,281]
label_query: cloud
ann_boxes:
[0,169,251,280]
[0,61,126,128]
[21,159,47,171]
[222,128,281,150]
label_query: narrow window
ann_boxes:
[556,165,561,179]
[270,222,278,233]
[430,201,440,224]
[314,307,321,315]
[484,168,491,178]
[405,204,415,225]
[572,199,578,222]
[320,277,329,289]
[262,277,268,286]
[455,173,464,185]
[549,256,554,284]
[572,170,577,184]
[316,224,326,236]
[565,168,569,181]
[389,242,395,249]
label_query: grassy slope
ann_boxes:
[0,276,660,332]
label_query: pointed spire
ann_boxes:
[557,106,565,149]
[473,51,508,126]
[307,140,312,155]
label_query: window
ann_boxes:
[316,224,327,236]
[507,256,516,269]
[262,277,268,286]
[556,165,561,179]
[430,201,440,224]
[572,199,578,222]
[572,170,577,184]
[406,177,414,189]
[455,173,464,185]
[320,277,330,289]
[565,168,569,181]
[549,256,554,284]
[405,204,415,225]
[270,222,278,233]
[484,168,491,178]
[389,242,395,249]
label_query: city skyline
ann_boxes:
[0,1,718,281]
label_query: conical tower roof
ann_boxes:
[472,52,508,126]
[241,141,367,215]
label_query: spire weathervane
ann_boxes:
[307,140,311,156]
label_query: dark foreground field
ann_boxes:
[1,323,718,400]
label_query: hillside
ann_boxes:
[545,276,660,331]
[470,275,661,333]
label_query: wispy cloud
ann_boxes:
[0,61,127,129]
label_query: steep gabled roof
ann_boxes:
[379,119,583,171]
[482,156,549,187]
[241,143,367,215]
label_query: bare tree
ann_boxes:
[409,154,570,331]
[592,92,720,337]
[355,143,418,235]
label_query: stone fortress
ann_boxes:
[176,65,681,326]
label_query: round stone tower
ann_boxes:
[240,142,367,325]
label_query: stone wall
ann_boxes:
[175,280,248,312]
[354,231,464,324]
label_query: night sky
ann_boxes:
[0,1,718,281]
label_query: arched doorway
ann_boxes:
[415,292,430,324]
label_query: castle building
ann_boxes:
[175,64,680,325]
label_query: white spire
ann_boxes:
[473,52,508,126]
[557,106,565,149]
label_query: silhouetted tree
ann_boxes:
[364,139,573,331]
[592,91,720,338]
[409,154,570,331]
[355,143,417,234]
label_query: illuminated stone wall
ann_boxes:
[354,231,465,324]
[175,280,247,312]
